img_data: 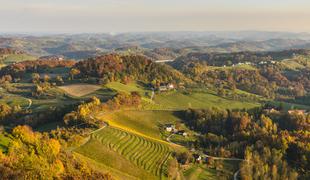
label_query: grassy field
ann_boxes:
[58,84,102,97]
[184,165,217,180]
[183,160,239,180]
[0,82,116,116]
[281,56,310,70]
[146,91,260,110]
[106,81,150,95]
[0,134,10,153]
[208,64,257,71]
[74,152,143,180]
[75,126,171,179]
[99,110,182,141]
[106,81,153,103]
[0,54,37,68]
[271,100,310,110]
[105,81,261,110]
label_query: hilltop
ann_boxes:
[1,32,310,60]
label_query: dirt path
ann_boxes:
[167,132,247,180]
[234,169,240,180]
[26,98,32,109]
[166,133,185,149]
[202,154,245,161]
[70,117,107,151]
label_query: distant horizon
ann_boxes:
[1,30,310,36]
[1,0,310,33]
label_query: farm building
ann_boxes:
[165,124,176,132]
[177,130,187,136]
[193,154,202,163]
[288,109,306,115]
[263,108,279,114]
[158,83,175,92]
[159,86,168,91]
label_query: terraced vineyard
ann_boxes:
[79,126,172,178]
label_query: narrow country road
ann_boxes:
[167,132,247,180]
[26,98,32,110]
[202,154,245,161]
[166,133,183,147]
[71,116,107,151]
[234,169,240,180]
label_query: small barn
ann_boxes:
[165,124,176,132]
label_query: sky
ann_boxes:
[0,0,310,33]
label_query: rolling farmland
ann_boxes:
[76,126,172,179]
[58,84,102,97]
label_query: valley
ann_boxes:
[0,36,309,180]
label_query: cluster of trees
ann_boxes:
[143,47,178,61]
[0,103,24,125]
[0,101,73,128]
[104,91,142,110]
[0,75,12,84]
[182,107,310,179]
[173,49,310,66]
[0,48,23,55]
[31,73,53,98]
[0,59,75,79]
[241,145,298,179]
[172,58,310,100]
[63,93,142,128]
[75,54,188,85]
[63,97,102,128]
[0,125,112,179]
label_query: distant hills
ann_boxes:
[0,31,310,60]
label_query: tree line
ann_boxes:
[181,107,309,179]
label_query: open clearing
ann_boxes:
[0,54,37,65]
[146,91,260,110]
[0,134,10,153]
[106,81,150,95]
[75,126,171,179]
[99,110,182,141]
[59,84,102,97]
[184,165,217,180]
[105,81,261,110]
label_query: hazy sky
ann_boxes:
[0,0,310,33]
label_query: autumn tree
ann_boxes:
[69,68,80,80]
[43,74,50,82]
[32,73,41,84]
[240,145,298,180]
[0,125,112,179]
[0,103,12,121]
[56,75,64,85]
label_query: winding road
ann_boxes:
[166,132,247,180]
[70,116,107,151]
[26,98,32,110]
